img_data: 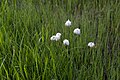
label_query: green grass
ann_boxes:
[0,0,120,80]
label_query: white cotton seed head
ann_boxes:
[56,33,61,37]
[50,35,57,41]
[55,32,61,41]
[88,42,95,47]
[65,19,71,27]
[73,28,80,35]
[50,33,61,41]
[55,36,60,41]
[63,39,69,46]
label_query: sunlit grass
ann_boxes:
[0,0,120,80]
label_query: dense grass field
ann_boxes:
[0,0,120,80]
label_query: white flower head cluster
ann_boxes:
[65,19,71,27]
[50,33,61,41]
[88,42,95,47]
[73,28,80,35]
[63,39,69,46]
[50,19,96,48]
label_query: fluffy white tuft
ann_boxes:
[88,42,95,47]
[63,39,69,46]
[73,28,80,35]
[65,19,71,27]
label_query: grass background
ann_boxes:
[0,0,120,80]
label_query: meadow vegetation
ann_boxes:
[0,0,120,80]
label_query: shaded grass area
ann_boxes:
[0,0,120,80]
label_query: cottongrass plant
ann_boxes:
[0,0,119,80]
[50,35,57,41]
[65,19,71,27]
[63,39,69,46]
[73,28,80,35]
[50,33,61,41]
[88,42,95,47]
